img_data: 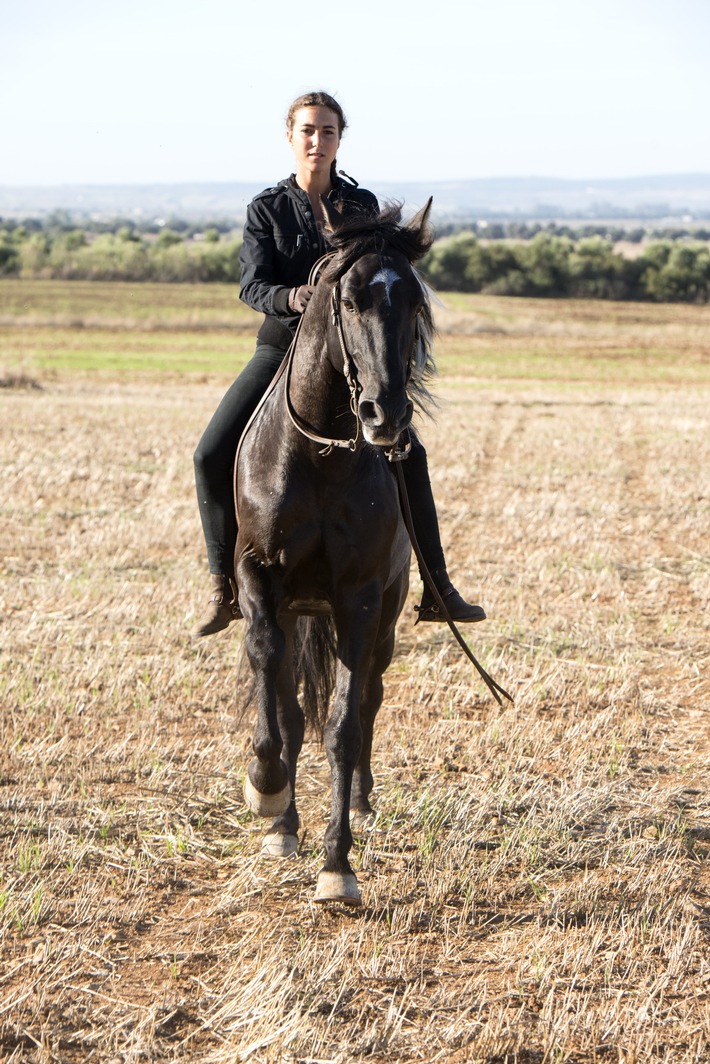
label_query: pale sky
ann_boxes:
[3,0,709,187]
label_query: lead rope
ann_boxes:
[282,261,367,456]
[284,282,363,455]
[394,460,514,707]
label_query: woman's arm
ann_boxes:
[238,199,293,317]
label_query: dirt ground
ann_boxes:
[1,299,710,1061]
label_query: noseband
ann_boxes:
[284,255,414,461]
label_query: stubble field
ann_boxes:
[1,279,709,1062]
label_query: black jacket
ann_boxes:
[239,174,379,350]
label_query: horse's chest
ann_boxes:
[266,472,400,565]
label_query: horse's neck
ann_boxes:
[288,329,351,436]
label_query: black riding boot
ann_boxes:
[415,568,486,623]
[401,436,485,624]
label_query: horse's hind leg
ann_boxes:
[351,576,405,829]
[349,658,386,831]
[262,622,304,858]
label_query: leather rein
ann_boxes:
[282,255,513,707]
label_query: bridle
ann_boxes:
[284,254,413,461]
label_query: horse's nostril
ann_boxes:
[358,397,413,433]
[358,399,383,425]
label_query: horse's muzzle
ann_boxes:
[358,396,414,446]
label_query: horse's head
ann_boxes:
[321,199,435,448]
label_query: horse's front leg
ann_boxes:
[262,619,304,858]
[239,555,291,818]
[315,586,381,907]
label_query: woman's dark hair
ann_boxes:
[286,91,347,137]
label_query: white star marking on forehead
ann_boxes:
[369,267,401,307]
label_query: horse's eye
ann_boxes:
[342,298,356,313]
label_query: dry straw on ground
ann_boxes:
[1,284,709,1062]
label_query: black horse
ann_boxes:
[235,199,435,905]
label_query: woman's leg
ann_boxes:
[192,343,285,635]
[402,434,485,623]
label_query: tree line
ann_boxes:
[2,219,710,302]
[418,232,710,303]
[0,224,242,283]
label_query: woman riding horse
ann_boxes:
[192,90,485,637]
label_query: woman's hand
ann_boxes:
[289,285,315,313]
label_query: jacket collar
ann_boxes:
[280,173,348,204]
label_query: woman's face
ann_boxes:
[287,106,341,176]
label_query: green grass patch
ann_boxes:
[0,277,253,327]
[1,324,255,377]
[2,278,710,384]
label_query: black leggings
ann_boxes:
[194,343,446,580]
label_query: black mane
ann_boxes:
[322,201,433,282]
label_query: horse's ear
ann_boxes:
[407,197,433,239]
[319,195,343,233]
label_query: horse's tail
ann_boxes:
[294,616,336,738]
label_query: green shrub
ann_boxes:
[642,242,710,302]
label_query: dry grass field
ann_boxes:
[1,280,709,1062]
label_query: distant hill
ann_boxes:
[373,174,710,221]
[2,174,710,223]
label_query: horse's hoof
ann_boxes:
[262,831,299,858]
[243,777,291,817]
[350,809,376,832]
[314,871,362,906]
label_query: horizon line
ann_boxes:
[2,171,710,191]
